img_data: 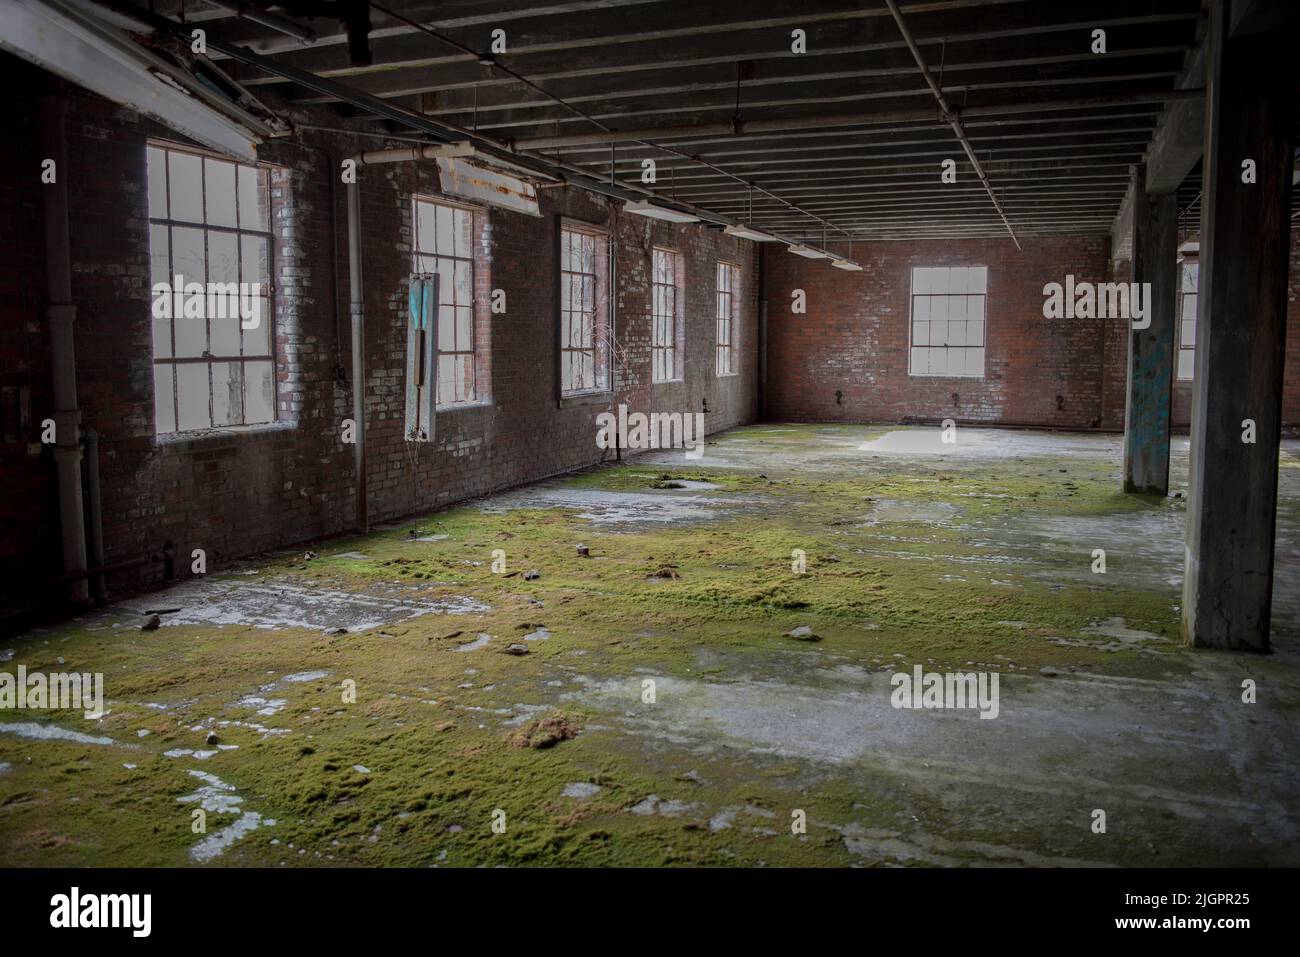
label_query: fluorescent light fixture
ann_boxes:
[725,224,780,242]
[624,200,700,223]
[433,142,561,184]
[788,244,830,259]
[1,0,275,162]
[434,156,541,217]
[831,258,863,271]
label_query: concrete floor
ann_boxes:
[2,424,1298,866]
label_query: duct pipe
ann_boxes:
[39,93,89,604]
[346,147,453,533]
[82,427,106,602]
[346,171,367,533]
[203,1,314,43]
[510,90,1207,152]
[884,0,1020,249]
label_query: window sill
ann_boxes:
[653,378,685,386]
[558,391,614,410]
[907,373,985,380]
[436,400,493,413]
[715,371,740,379]
[154,420,294,447]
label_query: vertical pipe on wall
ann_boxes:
[38,92,89,604]
[82,427,106,603]
[346,171,368,533]
[758,244,768,421]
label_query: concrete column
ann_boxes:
[1123,169,1179,494]
[1182,0,1295,651]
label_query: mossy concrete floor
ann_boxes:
[2,424,1299,867]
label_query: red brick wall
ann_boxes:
[763,235,1123,428]
[764,232,1300,434]
[0,78,60,587]
[1170,232,1300,432]
[0,59,758,612]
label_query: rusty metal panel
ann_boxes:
[434,156,540,217]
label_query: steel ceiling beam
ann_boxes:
[506,90,1201,150]
[883,0,1023,247]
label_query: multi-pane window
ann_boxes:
[716,261,738,376]
[652,248,683,382]
[909,265,987,377]
[559,224,610,396]
[1177,260,1199,381]
[146,142,274,433]
[413,197,478,406]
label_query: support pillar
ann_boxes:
[1182,0,1295,650]
[1123,168,1179,495]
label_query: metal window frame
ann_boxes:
[715,260,739,377]
[1176,260,1199,381]
[907,264,989,380]
[146,139,277,433]
[651,246,683,384]
[557,219,611,398]
[411,193,481,406]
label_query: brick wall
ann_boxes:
[1171,233,1300,432]
[765,234,1300,433]
[0,59,758,612]
[763,235,1122,428]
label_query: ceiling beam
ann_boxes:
[281,14,1195,103]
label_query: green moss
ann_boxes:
[0,424,1206,867]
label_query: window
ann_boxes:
[146,142,274,434]
[716,261,738,376]
[413,196,479,406]
[559,223,610,396]
[909,265,987,377]
[652,248,684,382]
[1177,260,1199,380]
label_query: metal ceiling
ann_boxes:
[105,0,1210,247]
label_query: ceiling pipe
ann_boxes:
[883,0,1020,250]
[107,1,1072,247]
[202,0,315,44]
[343,144,558,533]
[345,163,367,533]
[510,90,1204,152]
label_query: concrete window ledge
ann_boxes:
[436,400,494,415]
[557,391,614,411]
[154,419,298,449]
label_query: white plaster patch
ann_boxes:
[139,579,489,633]
[176,769,271,862]
[0,722,116,746]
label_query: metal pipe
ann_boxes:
[758,285,768,421]
[358,146,434,164]
[346,169,367,533]
[342,145,463,534]
[884,0,1020,250]
[82,427,106,603]
[203,0,314,43]
[104,3,849,250]
[55,549,171,584]
[510,90,1205,152]
[39,93,89,605]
